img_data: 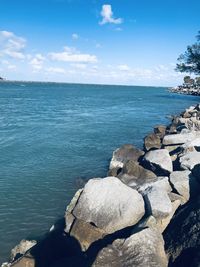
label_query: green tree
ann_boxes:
[176,31,200,75]
[183,75,191,83]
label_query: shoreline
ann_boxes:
[2,103,200,267]
[170,86,200,96]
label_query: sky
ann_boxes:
[0,0,199,86]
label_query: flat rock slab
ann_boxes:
[138,176,172,195]
[109,144,144,169]
[163,132,196,146]
[144,187,173,219]
[180,151,200,170]
[143,149,173,175]
[92,228,168,267]
[73,177,145,234]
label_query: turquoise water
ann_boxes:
[0,82,198,263]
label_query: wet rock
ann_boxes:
[11,240,37,262]
[143,149,173,175]
[154,125,166,138]
[109,144,144,170]
[144,133,161,151]
[10,254,35,267]
[92,228,168,267]
[72,177,145,234]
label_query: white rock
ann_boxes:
[138,176,172,194]
[163,132,196,145]
[72,177,145,234]
[144,187,173,219]
[180,151,200,170]
[170,171,192,203]
[144,149,173,174]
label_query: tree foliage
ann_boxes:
[176,31,200,75]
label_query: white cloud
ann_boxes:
[72,33,79,40]
[46,67,66,74]
[7,64,17,70]
[49,46,98,63]
[71,63,87,69]
[0,30,26,59]
[29,53,45,70]
[99,5,123,25]
[118,64,130,71]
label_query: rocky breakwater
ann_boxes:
[2,104,200,267]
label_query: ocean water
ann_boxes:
[0,82,198,263]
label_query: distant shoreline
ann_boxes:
[0,79,169,89]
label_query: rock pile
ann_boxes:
[2,104,200,267]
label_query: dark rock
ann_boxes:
[144,133,161,151]
[119,160,157,185]
[154,125,166,139]
[164,196,200,267]
[109,144,144,170]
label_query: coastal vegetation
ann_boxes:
[176,31,200,75]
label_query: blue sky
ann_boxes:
[0,0,199,86]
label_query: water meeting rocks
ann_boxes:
[109,144,144,170]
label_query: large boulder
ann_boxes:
[163,132,196,146]
[144,133,161,151]
[72,177,145,235]
[180,151,200,170]
[143,149,173,175]
[92,228,168,267]
[109,144,144,170]
[144,187,173,219]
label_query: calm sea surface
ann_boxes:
[0,82,199,263]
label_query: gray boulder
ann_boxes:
[163,132,196,146]
[143,149,173,175]
[92,228,168,267]
[180,151,200,170]
[72,177,145,234]
[144,187,173,219]
[109,144,144,170]
[144,133,161,151]
[138,176,172,195]
[169,170,197,204]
